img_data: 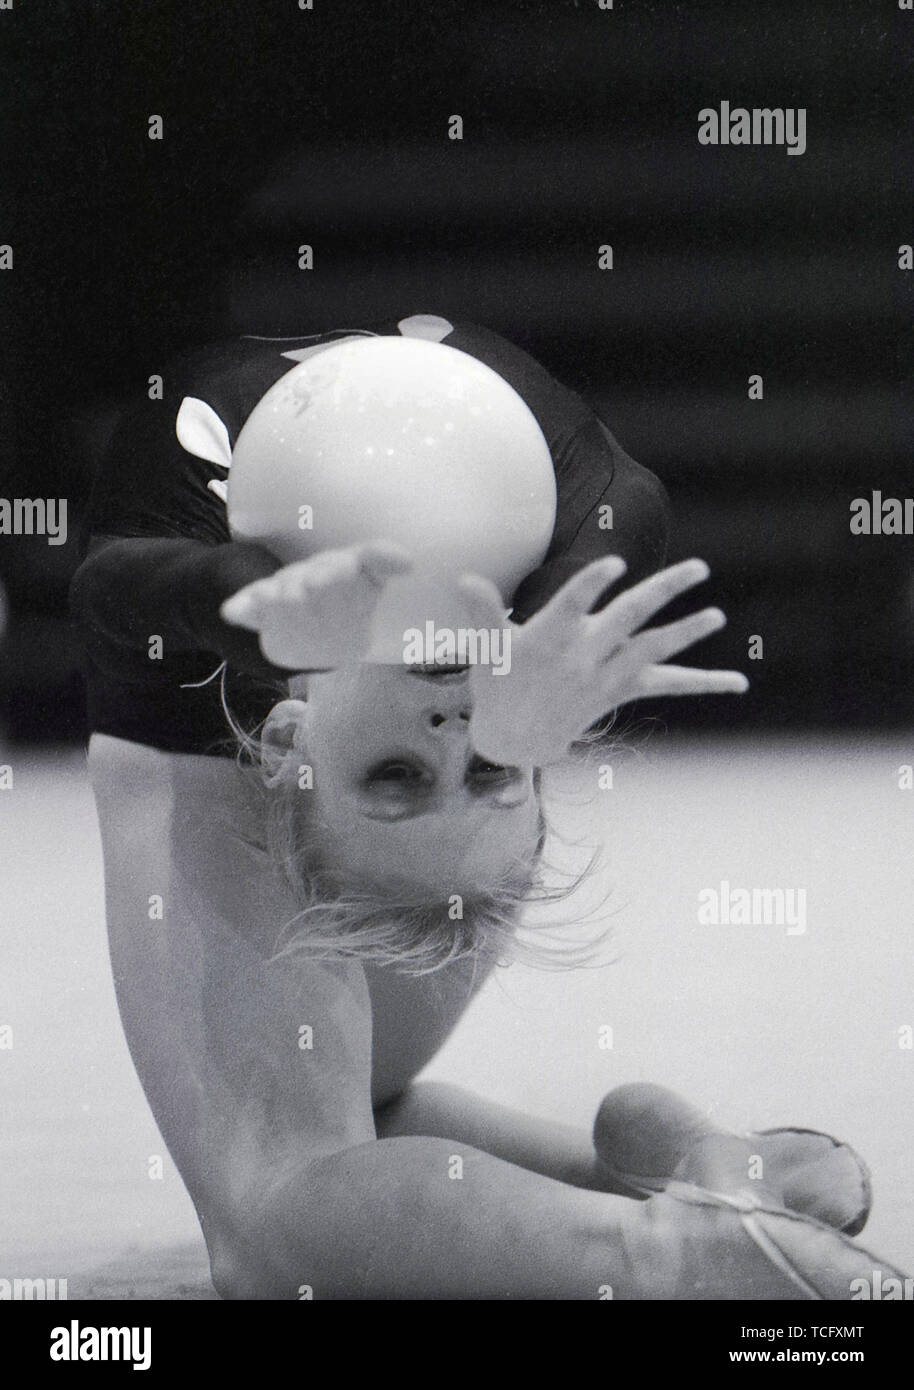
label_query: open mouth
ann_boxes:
[466,753,522,783]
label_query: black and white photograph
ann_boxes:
[1,0,912,1351]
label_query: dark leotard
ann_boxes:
[70,317,670,755]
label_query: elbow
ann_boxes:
[600,462,672,589]
[627,462,672,576]
[591,419,672,581]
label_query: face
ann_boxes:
[288,666,540,897]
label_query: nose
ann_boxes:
[426,705,471,729]
[410,669,472,729]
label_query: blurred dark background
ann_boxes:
[1,0,911,742]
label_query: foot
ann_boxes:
[594,1083,872,1235]
[621,1180,905,1300]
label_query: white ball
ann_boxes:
[227,335,557,603]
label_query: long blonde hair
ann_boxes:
[222,672,616,976]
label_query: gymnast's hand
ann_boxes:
[461,556,749,769]
[220,541,413,670]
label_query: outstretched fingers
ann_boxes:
[222,562,322,624]
[537,555,629,626]
[456,573,511,632]
[627,606,727,665]
[221,582,268,628]
[221,540,413,627]
[353,541,415,587]
[591,558,711,641]
[634,664,750,698]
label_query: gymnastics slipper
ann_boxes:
[624,1181,908,1300]
[594,1083,872,1235]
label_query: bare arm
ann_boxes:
[374,1079,612,1192]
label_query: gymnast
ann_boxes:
[70,315,903,1298]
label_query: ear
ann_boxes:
[260,699,309,788]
